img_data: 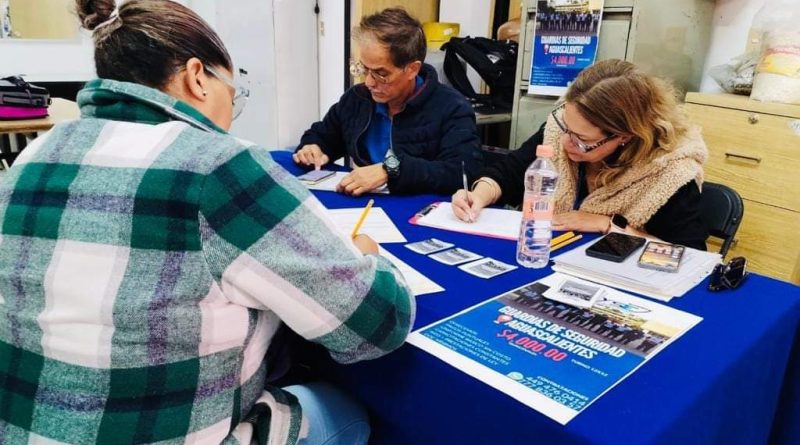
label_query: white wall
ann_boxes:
[212,0,281,148]
[273,0,320,149]
[699,0,766,93]
[0,0,201,82]
[318,0,345,117]
[0,34,95,82]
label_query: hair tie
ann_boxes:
[94,3,120,32]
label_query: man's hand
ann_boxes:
[293,144,330,170]
[336,164,388,196]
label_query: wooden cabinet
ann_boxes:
[685,93,800,284]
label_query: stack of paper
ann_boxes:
[551,239,720,301]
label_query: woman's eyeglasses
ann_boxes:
[551,104,619,152]
[349,59,405,85]
[205,65,250,120]
[708,256,748,292]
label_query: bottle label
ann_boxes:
[523,194,554,221]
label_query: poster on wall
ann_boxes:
[527,0,605,96]
[407,273,702,424]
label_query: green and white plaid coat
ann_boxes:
[0,79,414,444]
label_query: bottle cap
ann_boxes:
[536,144,554,158]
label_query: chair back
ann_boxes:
[701,182,744,257]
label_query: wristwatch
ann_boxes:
[383,154,401,179]
[608,214,628,233]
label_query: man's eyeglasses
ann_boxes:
[349,59,405,85]
[551,103,619,152]
[205,65,250,120]
[708,256,748,292]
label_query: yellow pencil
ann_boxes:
[550,231,576,247]
[551,234,583,252]
[350,199,374,238]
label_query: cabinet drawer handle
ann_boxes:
[748,113,760,124]
[725,152,762,163]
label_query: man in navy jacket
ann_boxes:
[294,8,482,196]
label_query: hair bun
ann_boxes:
[76,0,118,31]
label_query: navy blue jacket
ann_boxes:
[297,64,482,195]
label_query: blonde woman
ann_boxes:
[452,59,709,249]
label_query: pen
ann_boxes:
[351,199,374,239]
[551,234,583,252]
[461,161,473,222]
[550,231,576,247]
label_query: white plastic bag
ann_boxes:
[751,31,800,104]
[709,52,759,95]
[750,0,800,104]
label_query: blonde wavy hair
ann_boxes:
[564,59,690,186]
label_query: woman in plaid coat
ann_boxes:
[0,1,414,444]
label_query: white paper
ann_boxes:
[414,202,521,240]
[304,171,389,194]
[459,257,518,278]
[543,277,604,309]
[430,247,483,266]
[405,238,455,255]
[552,238,720,301]
[327,207,406,243]
[378,247,444,296]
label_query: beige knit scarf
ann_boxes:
[542,114,708,228]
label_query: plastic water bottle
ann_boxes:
[516,144,558,268]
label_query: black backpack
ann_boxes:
[442,36,518,113]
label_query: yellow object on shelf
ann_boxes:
[423,22,460,50]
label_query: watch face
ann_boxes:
[384,155,400,169]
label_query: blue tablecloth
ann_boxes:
[271,150,800,445]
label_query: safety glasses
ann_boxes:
[205,65,250,120]
[551,103,619,152]
[708,256,748,292]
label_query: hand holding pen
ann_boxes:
[460,161,475,223]
[351,199,378,255]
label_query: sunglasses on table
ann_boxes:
[708,256,749,292]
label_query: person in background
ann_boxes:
[0,1,414,444]
[294,8,482,196]
[452,59,709,250]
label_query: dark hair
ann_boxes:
[354,8,426,67]
[76,0,232,89]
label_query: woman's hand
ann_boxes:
[553,211,610,233]
[451,189,489,223]
[352,234,379,255]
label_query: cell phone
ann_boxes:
[585,232,646,263]
[297,170,335,184]
[637,241,685,272]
